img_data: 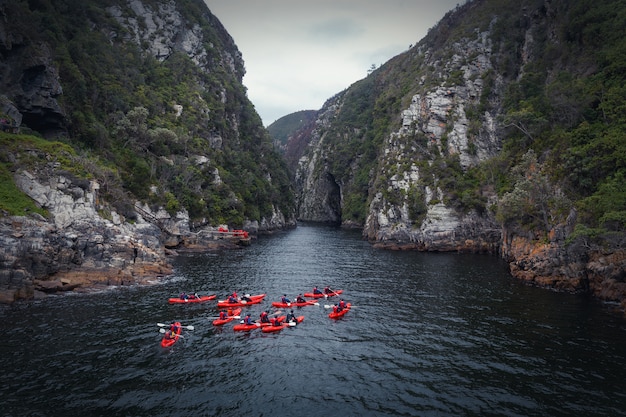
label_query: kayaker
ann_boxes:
[313,286,323,295]
[296,294,306,303]
[338,299,346,309]
[243,314,254,325]
[281,294,291,304]
[286,310,297,324]
[218,310,228,320]
[180,292,188,300]
[324,286,334,295]
[270,317,281,326]
[259,310,270,323]
[169,322,180,334]
[228,294,238,303]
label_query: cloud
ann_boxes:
[204,0,460,126]
[307,17,365,42]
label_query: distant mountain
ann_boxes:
[267,110,318,148]
[267,110,318,175]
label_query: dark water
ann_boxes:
[2,223,626,417]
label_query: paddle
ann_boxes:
[208,315,241,320]
[323,289,339,299]
[324,304,354,309]
[157,323,195,330]
[159,328,184,337]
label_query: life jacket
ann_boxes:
[260,312,269,323]
[339,300,346,308]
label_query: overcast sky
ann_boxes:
[203,1,460,126]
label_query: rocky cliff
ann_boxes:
[292,0,626,313]
[0,0,295,302]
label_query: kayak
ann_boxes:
[217,293,265,308]
[169,294,216,304]
[304,289,343,298]
[160,321,182,347]
[261,316,304,333]
[233,316,285,332]
[328,303,351,319]
[271,300,318,308]
[212,308,242,326]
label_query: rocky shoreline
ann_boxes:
[0,169,274,304]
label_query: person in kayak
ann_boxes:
[333,303,344,313]
[281,294,291,304]
[169,322,180,335]
[296,294,306,304]
[180,292,188,300]
[285,310,297,325]
[338,299,347,309]
[228,294,238,303]
[313,286,323,295]
[218,310,228,320]
[243,314,255,325]
[270,317,282,326]
[259,310,270,323]
[324,287,335,295]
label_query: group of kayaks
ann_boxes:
[159,288,351,347]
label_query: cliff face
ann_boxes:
[0,0,294,302]
[292,0,626,312]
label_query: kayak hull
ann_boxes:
[304,290,343,298]
[212,308,243,326]
[160,321,182,347]
[328,303,351,319]
[217,294,265,308]
[261,316,304,333]
[271,300,317,308]
[233,316,285,331]
[169,294,216,304]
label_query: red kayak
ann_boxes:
[160,322,182,347]
[217,294,265,308]
[233,316,285,332]
[271,300,318,308]
[212,308,243,326]
[304,289,343,298]
[169,294,216,304]
[261,316,304,333]
[328,303,351,319]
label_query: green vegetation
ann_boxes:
[1,0,294,227]
[301,0,625,249]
